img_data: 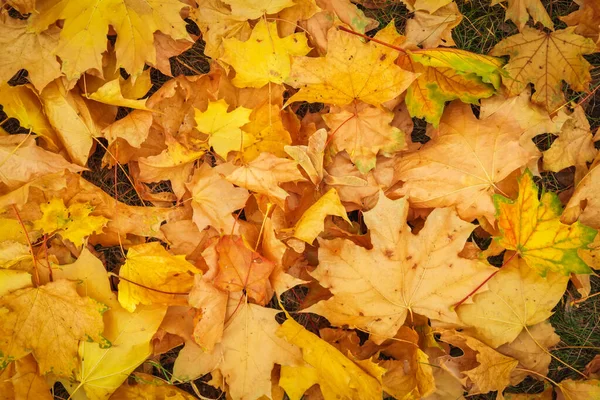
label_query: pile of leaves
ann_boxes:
[0,0,599,398]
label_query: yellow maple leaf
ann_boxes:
[277,316,383,400]
[557,379,600,400]
[491,0,553,31]
[117,242,201,312]
[190,0,252,59]
[0,83,60,150]
[493,169,597,276]
[40,79,102,166]
[102,109,153,148]
[226,153,306,208]
[0,354,53,400]
[223,0,296,19]
[543,105,598,172]
[405,3,463,48]
[221,19,311,88]
[0,280,106,377]
[323,102,405,173]
[53,249,167,400]
[241,102,293,161]
[212,236,276,305]
[0,270,32,297]
[0,135,84,191]
[29,0,191,80]
[33,198,108,247]
[137,140,206,200]
[293,188,350,244]
[306,191,495,342]
[563,156,600,229]
[457,257,568,347]
[110,372,198,399]
[561,0,600,50]
[395,99,539,223]
[498,321,560,385]
[439,330,518,395]
[173,298,302,400]
[286,23,417,107]
[87,79,151,110]
[0,18,61,92]
[491,27,597,112]
[194,99,253,159]
[186,163,249,234]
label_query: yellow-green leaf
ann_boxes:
[493,169,597,275]
[398,53,497,126]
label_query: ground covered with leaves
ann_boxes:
[0,0,599,399]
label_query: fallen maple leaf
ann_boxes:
[323,102,406,173]
[286,24,417,107]
[457,257,568,347]
[33,198,108,247]
[0,18,61,92]
[40,79,104,166]
[186,163,250,234]
[491,0,553,31]
[395,99,539,223]
[0,280,107,377]
[0,135,84,190]
[194,99,253,159]
[226,153,306,208]
[223,0,296,19]
[405,3,463,48]
[543,105,598,173]
[118,242,201,312]
[560,0,600,50]
[398,54,497,126]
[0,83,60,150]
[211,236,275,305]
[278,316,383,400]
[491,27,597,112]
[439,330,519,395]
[188,276,228,351]
[0,355,52,400]
[221,19,311,88]
[498,321,560,385]
[306,191,496,342]
[54,249,167,399]
[110,372,198,399]
[173,297,302,400]
[28,0,191,80]
[102,110,152,149]
[557,379,600,400]
[137,140,206,200]
[241,102,294,161]
[563,156,600,229]
[293,188,350,244]
[494,169,597,275]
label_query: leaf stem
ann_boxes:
[107,272,191,295]
[524,325,588,380]
[12,204,40,286]
[453,251,517,309]
[337,25,407,54]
